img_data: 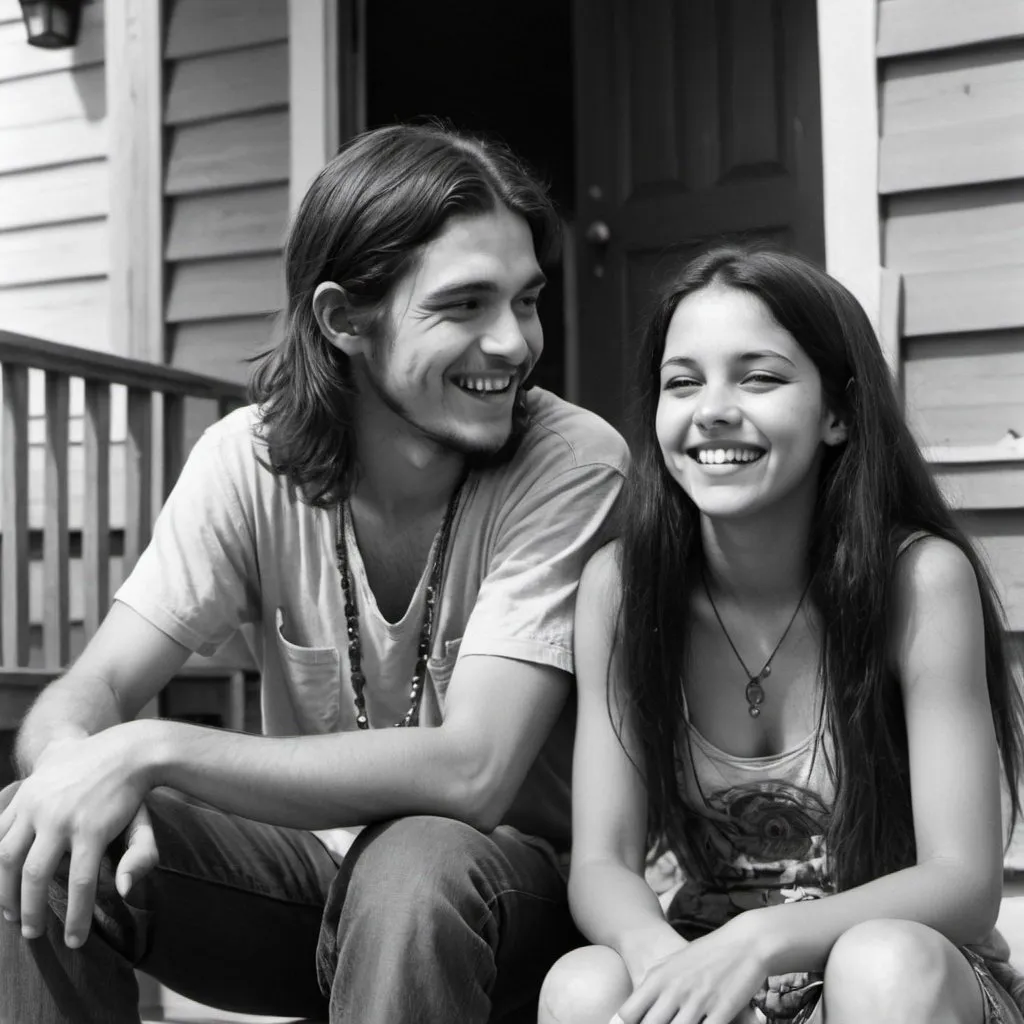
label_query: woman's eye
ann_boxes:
[517,294,541,311]
[743,373,784,387]
[664,377,700,391]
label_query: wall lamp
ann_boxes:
[19,0,83,49]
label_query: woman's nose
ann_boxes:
[693,386,742,431]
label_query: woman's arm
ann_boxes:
[568,545,685,983]
[735,536,1003,971]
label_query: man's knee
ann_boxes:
[324,814,511,950]
[539,946,631,1024]
[347,815,498,902]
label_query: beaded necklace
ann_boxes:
[336,483,463,729]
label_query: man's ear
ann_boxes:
[312,282,366,356]
[823,411,849,447]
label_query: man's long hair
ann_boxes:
[249,123,561,506]
[615,244,1024,892]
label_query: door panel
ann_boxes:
[574,0,824,432]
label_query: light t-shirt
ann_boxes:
[115,387,628,860]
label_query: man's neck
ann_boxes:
[350,398,465,524]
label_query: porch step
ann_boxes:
[142,1016,312,1024]
[138,978,316,1023]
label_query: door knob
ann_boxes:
[585,220,611,246]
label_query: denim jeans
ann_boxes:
[0,787,578,1024]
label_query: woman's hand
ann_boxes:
[619,925,689,988]
[0,723,158,948]
[612,916,770,1024]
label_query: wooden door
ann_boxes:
[573,0,825,432]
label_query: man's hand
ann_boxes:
[0,728,157,948]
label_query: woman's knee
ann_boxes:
[824,919,982,1023]
[539,945,632,1024]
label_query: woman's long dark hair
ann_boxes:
[249,122,561,506]
[617,244,1024,892]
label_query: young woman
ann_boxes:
[541,247,1024,1024]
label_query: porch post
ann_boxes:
[104,0,164,362]
[288,0,340,214]
[815,0,882,333]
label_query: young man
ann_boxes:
[0,125,627,1023]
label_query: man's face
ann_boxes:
[359,207,546,457]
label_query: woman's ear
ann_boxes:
[312,282,365,356]
[823,411,849,447]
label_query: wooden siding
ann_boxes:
[163,0,289,385]
[879,0,1024,632]
[0,1,107,345]
[878,1,1024,58]
[0,1,135,650]
[165,0,288,60]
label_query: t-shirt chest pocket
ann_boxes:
[426,637,462,710]
[274,607,341,732]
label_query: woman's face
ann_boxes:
[655,285,846,522]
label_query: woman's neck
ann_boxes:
[700,497,815,606]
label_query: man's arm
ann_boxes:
[14,602,192,775]
[2,636,567,949]
[108,652,570,833]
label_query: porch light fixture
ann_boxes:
[19,0,83,49]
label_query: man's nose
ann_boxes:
[479,309,530,363]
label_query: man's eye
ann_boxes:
[517,294,541,310]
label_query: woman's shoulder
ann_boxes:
[575,541,627,687]
[580,539,624,593]
[577,541,625,632]
[893,532,977,599]
[890,534,982,663]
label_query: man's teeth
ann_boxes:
[696,448,763,465]
[456,376,512,393]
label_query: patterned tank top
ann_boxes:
[646,532,928,937]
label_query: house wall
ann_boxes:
[877,0,1024,640]
[0,0,293,646]
[0,0,108,348]
[162,0,290,384]
[0,0,121,636]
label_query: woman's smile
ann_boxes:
[656,286,843,520]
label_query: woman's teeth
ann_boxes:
[696,448,763,465]
[456,376,513,393]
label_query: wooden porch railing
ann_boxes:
[0,328,248,671]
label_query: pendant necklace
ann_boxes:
[701,573,811,718]
[336,481,463,729]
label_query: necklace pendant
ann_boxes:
[745,676,766,714]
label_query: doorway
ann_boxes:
[356,0,825,433]
[363,0,575,400]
